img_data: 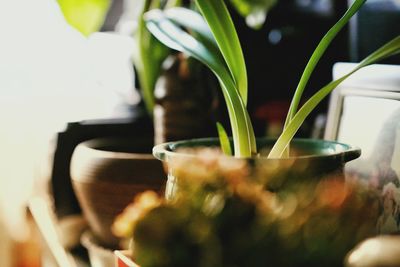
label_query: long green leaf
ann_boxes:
[269,36,400,158]
[195,0,248,105]
[217,122,233,156]
[138,1,163,114]
[245,110,257,154]
[165,8,216,46]
[284,0,366,128]
[134,0,169,114]
[219,82,255,157]
[281,0,365,157]
[164,8,224,64]
[145,10,256,157]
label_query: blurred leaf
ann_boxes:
[229,0,276,29]
[165,0,183,9]
[57,0,111,36]
[134,0,182,114]
[134,0,169,114]
[217,122,232,156]
[230,0,275,15]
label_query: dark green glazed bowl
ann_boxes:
[153,138,361,198]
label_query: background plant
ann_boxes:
[145,0,400,158]
[58,0,182,114]
[229,0,277,29]
[133,0,183,114]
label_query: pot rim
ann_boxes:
[75,137,156,160]
[153,137,361,162]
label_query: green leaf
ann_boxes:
[217,122,232,156]
[164,8,223,63]
[165,0,183,9]
[230,0,276,17]
[57,0,111,36]
[284,0,366,127]
[165,8,217,49]
[134,0,169,114]
[145,9,256,157]
[195,0,248,105]
[269,36,400,158]
[280,0,366,157]
[245,110,257,154]
[219,82,255,157]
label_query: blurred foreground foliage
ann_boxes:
[114,150,379,267]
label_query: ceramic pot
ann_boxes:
[71,137,166,248]
[153,138,361,198]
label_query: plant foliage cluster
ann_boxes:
[145,0,400,158]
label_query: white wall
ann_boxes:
[0,0,137,264]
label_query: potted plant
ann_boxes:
[135,5,399,265]
[111,0,398,264]
[144,0,400,193]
